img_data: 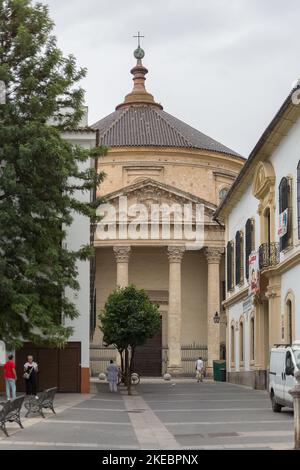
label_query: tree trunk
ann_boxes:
[130,346,135,374]
[119,349,124,382]
[125,347,131,395]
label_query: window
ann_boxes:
[286,351,294,373]
[250,316,255,363]
[245,219,254,280]
[219,187,229,203]
[279,177,291,251]
[297,161,300,238]
[235,231,244,285]
[287,300,293,345]
[284,291,295,345]
[231,324,235,365]
[227,241,234,291]
[239,321,244,365]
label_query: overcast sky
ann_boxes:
[42,0,300,156]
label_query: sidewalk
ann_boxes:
[0,382,295,450]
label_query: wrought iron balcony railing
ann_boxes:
[259,242,279,270]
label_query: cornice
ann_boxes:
[262,249,300,278]
[100,146,245,164]
[222,286,249,309]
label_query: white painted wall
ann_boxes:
[281,261,300,341]
[63,130,96,369]
[228,300,252,372]
[226,114,300,374]
[226,185,257,372]
[271,118,300,261]
[227,183,260,296]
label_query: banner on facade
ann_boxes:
[249,251,260,295]
[278,208,288,237]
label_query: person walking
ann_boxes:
[195,356,204,383]
[4,354,17,401]
[106,360,119,393]
[23,355,38,397]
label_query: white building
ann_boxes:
[215,84,300,389]
[62,108,96,393]
[0,108,96,394]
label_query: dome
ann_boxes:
[92,49,240,157]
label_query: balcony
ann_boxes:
[259,242,279,270]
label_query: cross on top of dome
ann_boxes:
[116,32,162,110]
[133,32,145,60]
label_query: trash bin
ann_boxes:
[213,360,226,382]
[220,368,226,382]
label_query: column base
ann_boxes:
[167,365,183,376]
[205,367,213,378]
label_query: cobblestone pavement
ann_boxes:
[0,380,294,450]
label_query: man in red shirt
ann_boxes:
[4,354,17,400]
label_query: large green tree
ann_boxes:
[100,285,161,394]
[0,0,106,348]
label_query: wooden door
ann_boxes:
[133,327,162,377]
[16,342,81,392]
[58,344,81,392]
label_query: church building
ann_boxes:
[90,43,244,377]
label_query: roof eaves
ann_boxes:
[214,85,300,222]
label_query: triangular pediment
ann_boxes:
[104,178,217,215]
[95,179,222,245]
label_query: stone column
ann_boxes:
[113,246,131,287]
[167,246,185,375]
[113,246,131,366]
[205,247,223,370]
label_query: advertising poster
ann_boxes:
[249,251,260,295]
[278,208,288,237]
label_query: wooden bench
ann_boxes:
[0,396,25,437]
[24,387,57,418]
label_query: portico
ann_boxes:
[93,241,224,375]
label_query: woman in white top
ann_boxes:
[24,355,38,396]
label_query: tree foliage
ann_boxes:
[0,0,106,348]
[100,285,161,394]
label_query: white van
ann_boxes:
[269,341,300,412]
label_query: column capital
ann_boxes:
[205,247,223,264]
[113,246,131,263]
[265,284,281,299]
[167,246,185,263]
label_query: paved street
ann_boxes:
[0,381,294,450]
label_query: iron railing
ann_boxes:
[90,343,208,377]
[259,242,279,270]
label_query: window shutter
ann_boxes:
[227,242,233,291]
[235,232,241,285]
[297,162,300,239]
[279,177,289,251]
[245,219,253,280]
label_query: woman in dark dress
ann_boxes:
[24,355,38,396]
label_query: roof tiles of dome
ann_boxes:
[92,47,241,158]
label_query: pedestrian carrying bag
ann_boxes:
[23,367,33,380]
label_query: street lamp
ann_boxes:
[213,311,220,324]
